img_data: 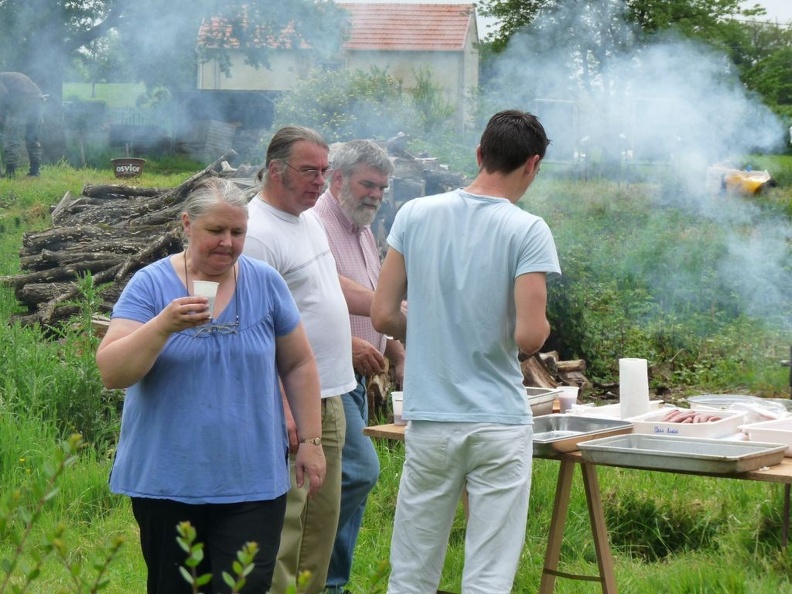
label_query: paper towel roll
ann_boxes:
[619,358,650,419]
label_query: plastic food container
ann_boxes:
[740,418,792,456]
[630,408,745,439]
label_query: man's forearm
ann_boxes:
[339,274,375,316]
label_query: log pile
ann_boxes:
[521,351,591,390]
[1,151,258,328]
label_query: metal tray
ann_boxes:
[527,387,560,417]
[532,415,633,456]
[578,433,787,474]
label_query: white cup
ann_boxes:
[557,386,579,413]
[193,280,219,318]
[391,391,406,426]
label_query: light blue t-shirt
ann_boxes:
[108,255,301,503]
[388,189,561,425]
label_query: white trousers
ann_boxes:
[387,421,533,594]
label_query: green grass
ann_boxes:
[63,83,147,108]
[1,157,792,592]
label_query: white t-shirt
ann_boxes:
[245,197,356,398]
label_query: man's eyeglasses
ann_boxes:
[284,162,330,181]
[191,317,239,338]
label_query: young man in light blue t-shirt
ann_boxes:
[372,110,561,594]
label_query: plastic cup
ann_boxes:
[557,386,579,413]
[193,280,219,318]
[391,391,406,425]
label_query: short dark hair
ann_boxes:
[256,126,328,183]
[478,110,550,174]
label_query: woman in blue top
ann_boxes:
[96,177,325,594]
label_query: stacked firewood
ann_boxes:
[521,351,591,390]
[1,152,257,328]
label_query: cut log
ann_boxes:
[367,372,392,423]
[50,191,77,225]
[19,282,73,305]
[522,354,559,389]
[561,370,591,389]
[557,359,587,372]
[21,250,129,272]
[82,184,166,199]
[91,315,110,338]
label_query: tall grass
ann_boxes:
[1,159,792,592]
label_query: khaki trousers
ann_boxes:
[270,395,346,594]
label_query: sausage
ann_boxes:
[659,410,724,423]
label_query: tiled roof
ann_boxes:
[339,3,476,52]
[197,3,476,52]
[198,14,309,50]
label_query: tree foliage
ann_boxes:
[0,1,345,100]
[719,19,792,118]
[270,64,458,146]
[272,67,417,143]
[477,0,792,123]
[478,0,766,52]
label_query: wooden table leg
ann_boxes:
[539,458,618,594]
[539,459,576,594]
[784,483,790,548]
[580,462,618,594]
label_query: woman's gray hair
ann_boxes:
[182,177,249,223]
[256,126,329,185]
[330,139,394,177]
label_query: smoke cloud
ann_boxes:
[482,0,790,331]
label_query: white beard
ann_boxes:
[339,179,379,228]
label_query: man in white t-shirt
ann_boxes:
[244,126,370,594]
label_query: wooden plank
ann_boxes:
[364,423,405,441]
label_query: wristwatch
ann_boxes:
[299,437,322,446]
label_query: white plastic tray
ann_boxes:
[741,418,792,456]
[630,408,745,439]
